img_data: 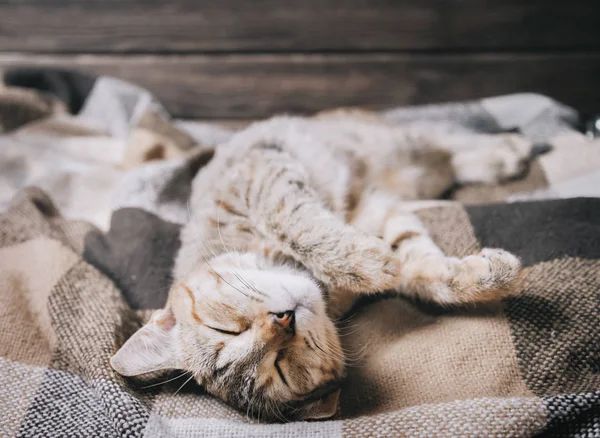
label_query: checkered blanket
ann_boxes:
[1,69,600,437]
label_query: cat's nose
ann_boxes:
[271,310,295,333]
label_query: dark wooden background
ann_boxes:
[0,0,599,119]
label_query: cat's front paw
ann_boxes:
[449,248,523,303]
[330,237,401,294]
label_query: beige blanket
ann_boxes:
[1,72,600,437]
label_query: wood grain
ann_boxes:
[0,0,599,53]
[1,53,598,119]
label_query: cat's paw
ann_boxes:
[447,248,523,303]
[330,236,401,294]
[453,135,533,184]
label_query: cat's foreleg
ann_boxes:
[384,211,522,305]
[247,154,401,297]
[351,190,522,306]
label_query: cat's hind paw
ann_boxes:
[452,134,533,184]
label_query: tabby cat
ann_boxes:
[111,111,530,421]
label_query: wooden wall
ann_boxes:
[1,0,599,119]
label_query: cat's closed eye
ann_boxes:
[205,325,244,336]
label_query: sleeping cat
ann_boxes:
[111,111,530,421]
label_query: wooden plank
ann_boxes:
[0,0,599,53]
[1,53,599,119]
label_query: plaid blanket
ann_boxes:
[1,69,600,437]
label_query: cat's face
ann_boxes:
[111,252,345,421]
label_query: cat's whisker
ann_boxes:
[232,271,255,292]
[337,322,362,331]
[173,372,196,396]
[229,254,268,298]
[307,331,344,365]
[274,401,287,422]
[337,326,364,337]
[318,336,349,363]
[200,234,220,262]
[232,272,265,302]
[189,245,256,301]
[232,272,251,289]
[185,203,254,300]
[341,347,367,362]
[228,263,268,299]
[337,319,372,338]
[195,239,250,298]
[243,278,267,299]
[226,225,241,254]
[214,201,264,300]
[337,327,362,336]
[248,392,260,421]
[245,394,253,420]
[267,400,284,422]
[202,238,217,259]
[244,277,268,297]
[141,371,191,389]
[256,394,262,423]
[249,281,268,297]
[335,312,358,325]
[198,247,254,300]
[339,341,370,365]
[337,331,362,339]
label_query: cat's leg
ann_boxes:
[246,150,401,296]
[397,128,535,184]
[448,133,534,184]
[351,190,522,306]
[384,210,522,305]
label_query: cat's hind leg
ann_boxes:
[447,133,534,184]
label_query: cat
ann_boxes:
[111,110,530,422]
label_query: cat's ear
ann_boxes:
[110,307,181,376]
[295,389,341,421]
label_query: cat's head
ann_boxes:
[111,252,345,421]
